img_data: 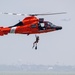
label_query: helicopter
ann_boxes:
[0,12,66,49]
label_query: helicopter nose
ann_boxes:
[55,26,62,30]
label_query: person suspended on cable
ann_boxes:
[32,35,39,50]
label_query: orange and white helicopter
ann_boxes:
[0,12,66,49]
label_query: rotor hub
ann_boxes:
[39,18,44,23]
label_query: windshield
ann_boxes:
[47,22,56,27]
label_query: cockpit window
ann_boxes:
[47,22,56,27]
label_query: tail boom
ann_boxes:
[0,27,10,36]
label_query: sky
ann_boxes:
[0,0,75,66]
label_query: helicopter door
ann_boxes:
[38,23,45,30]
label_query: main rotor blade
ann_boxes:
[29,12,67,16]
[0,12,27,16]
[0,12,66,16]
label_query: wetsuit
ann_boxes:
[32,35,39,49]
